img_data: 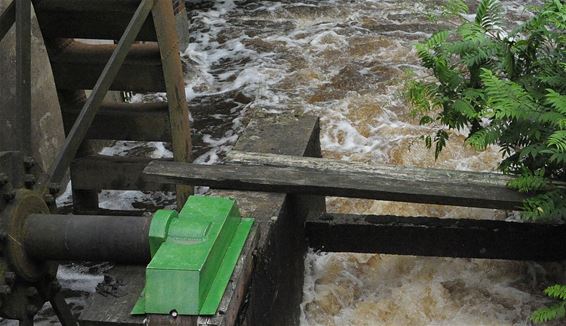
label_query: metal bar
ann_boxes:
[24,214,151,263]
[0,0,15,41]
[16,0,31,154]
[152,0,192,207]
[38,0,155,192]
[306,213,566,261]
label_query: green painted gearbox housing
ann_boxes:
[131,195,254,316]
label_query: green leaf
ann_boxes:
[443,0,469,17]
[475,0,502,31]
[545,285,566,300]
[454,99,478,119]
[548,130,566,152]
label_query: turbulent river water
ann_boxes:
[13,0,566,325]
[178,1,565,324]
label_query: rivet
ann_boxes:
[25,287,38,298]
[0,285,12,295]
[24,174,36,188]
[4,272,16,285]
[43,194,55,205]
[23,156,35,170]
[3,191,15,202]
[48,183,60,195]
[25,304,39,316]
[0,173,8,185]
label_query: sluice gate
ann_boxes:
[0,1,565,326]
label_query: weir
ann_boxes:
[0,1,564,325]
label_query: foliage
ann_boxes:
[531,285,566,323]
[405,1,565,322]
[405,0,566,220]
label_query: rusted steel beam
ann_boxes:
[306,213,566,261]
[152,0,192,206]
[37,0,155,193]
[16,0,31,154]
[0,0,14,41]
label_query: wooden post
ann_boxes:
[152,0,192,207]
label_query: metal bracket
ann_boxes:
[131,196,253,316]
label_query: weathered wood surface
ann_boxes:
[71,155,175,191]
[61,101,170,142]
[152,0,192,207]
[79,115,325,326]
[33,0,157,41]
[143,151,554,210]
[37,0,155,192]
[307,213,566,261]
[16,0,31,154]
[50,41,166,92]
[80,226,258,326]
[208,115,325,326]
[0,0,15,40]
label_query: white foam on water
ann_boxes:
[41,1,563,325]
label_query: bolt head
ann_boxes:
[0,285,12,295]
[43,194,55,205]
[24,174,36,188]
[2,191,15,202]
[26,304,39,316]
[26,287,39,298]
[4,272,16,285]
[49,281,62,293]
[23,156,35,170]
[48,183,61,195]
[0,173,8,185]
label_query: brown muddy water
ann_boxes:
[8,0,565,325]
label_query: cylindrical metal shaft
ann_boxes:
[23,214,152,264]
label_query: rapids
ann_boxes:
[18,0,565,325]
[180,1,565,325]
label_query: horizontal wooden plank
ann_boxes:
[142,158,527,210]
[50,42,165,92]
[79,225,259,326]
[71,155,174,191]
[306,214,566,261]
[35,9,157,41]
[35,0,143,12]
[61,101,171,141]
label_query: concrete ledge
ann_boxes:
[79,114,324,326]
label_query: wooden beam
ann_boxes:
[35,0,142,12]
[38,0,154,193]
[71,155,174,191]
[34,8,156,41]
[143,157,529,210]
[152,0,192,206]
[16,0,31,154]
[61,101,171,141]
[306,213,566,261]
[0,0,14,41]
[50,42,166,92]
